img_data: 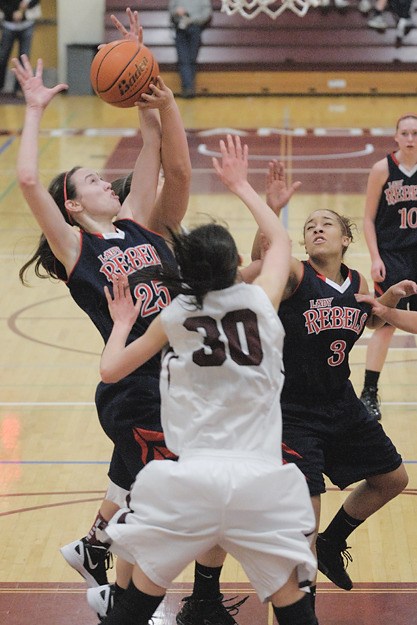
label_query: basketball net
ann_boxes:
[220,0,321,19]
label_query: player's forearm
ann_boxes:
[377,307,417,334]
[160,101,191,181]
[235,181,290,251]
[17,106,43,185]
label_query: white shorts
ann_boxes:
[105,452,317,602]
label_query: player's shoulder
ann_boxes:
[367,157,390,187]
[372,156,390,174]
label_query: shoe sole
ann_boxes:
[87,587,110,619]
[317,560,353,591]
[60,544,103,588]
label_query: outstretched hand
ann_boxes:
[12,55,68,108]
[386,279,417,299]
[104,274,141,327]
[136,75,173,109]
[356,279,417,317]
[266,160,301,214]
[103,7,143,48]
[212,134,249,194]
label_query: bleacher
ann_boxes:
[104,0,417,95]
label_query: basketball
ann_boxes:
[90,40,159,108]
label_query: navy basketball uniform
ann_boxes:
[374,153,417,310]
[279,261,402,496]
[55,219,177,490]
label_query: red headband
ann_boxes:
[63,171,68,203]
[63,171,74,224]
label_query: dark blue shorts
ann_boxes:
[95,372,176,491]
[108,426,176,491]
[375,247,417,311]
[281,381,403,496]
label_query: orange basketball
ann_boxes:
[90,40,159,108]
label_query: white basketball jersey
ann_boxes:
[159,283,285,459]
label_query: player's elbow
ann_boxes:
[168,162,191,187]
[100,365,122,384]
[18,167,39,191]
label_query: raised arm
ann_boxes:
[251,160,301,261]
[146,79,191,235]
[115,8,191,234]
[125,76,191,234]
[213,136,291,310]
[121,77,191,233]
[109,8,162,223]
[118,102,162,223]
[13,55,79,271]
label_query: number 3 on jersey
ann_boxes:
[328,339,347,366]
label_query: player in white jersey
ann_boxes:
[96,135,318,625]
[160,281,284,455]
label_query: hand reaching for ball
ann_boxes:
[98,7,144,50]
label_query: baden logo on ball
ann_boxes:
[90,40,159,108]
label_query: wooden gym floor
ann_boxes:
[1,89,417,625]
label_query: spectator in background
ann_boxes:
[168,0,213,99]
[367,0,413,39]
[0,0,40,96]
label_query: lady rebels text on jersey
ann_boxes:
[56,218,176,373]
[279,261,371,401]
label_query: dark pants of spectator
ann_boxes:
[389,0,413,18]
[174,23,203,95]
[0,24,34,93]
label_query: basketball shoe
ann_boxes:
[367,13,388,29]
[87,583,115,621]
[396,17,413,40]
[60,537,113,587]
[360,386,382,420]
[316,534,353,591]
[176,594,248,625]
